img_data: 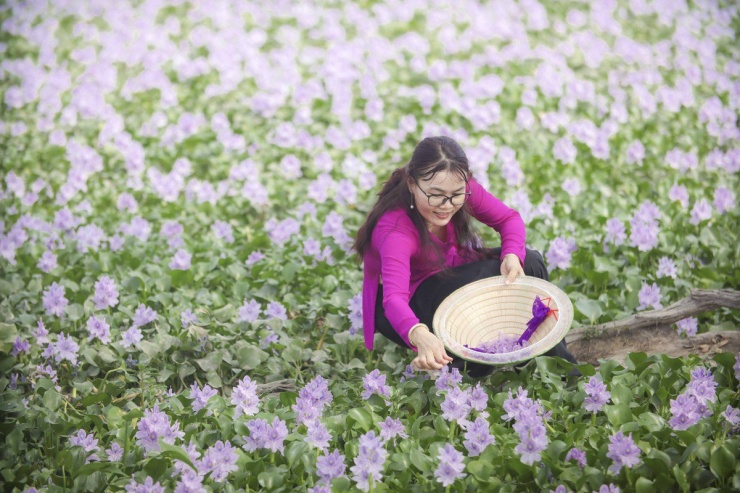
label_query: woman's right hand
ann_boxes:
[411,327,453,370]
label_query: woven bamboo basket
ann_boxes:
[432,276,574,365]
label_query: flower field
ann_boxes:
[1,0,739,491]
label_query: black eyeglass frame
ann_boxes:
[413,178,472,207]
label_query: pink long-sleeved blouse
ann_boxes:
[361,177,527,351]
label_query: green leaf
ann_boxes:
[635,477,654,493]
[66,303,85,321]
[43,389,63,411]
[673,464,690,493]
[158,441,195,470]
[258,468,284,490]
[604,404,632,427]
[467,460,493,481]
[236,344,268,370]
[409,447,432,473]
[0,322,18,343]
[347,408,373,432]
[575,299,603,323]
[213,304,235,322]
[710,445,736,480]
[636,412,666,433]
[285,441,309,468]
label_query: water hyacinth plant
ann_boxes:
[0,0,739,492]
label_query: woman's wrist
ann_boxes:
[408,323,429,346]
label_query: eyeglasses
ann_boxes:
[414,179,471,207]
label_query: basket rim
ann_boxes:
[432,276,574,366]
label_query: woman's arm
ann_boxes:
[373,222,421,349]
[467,177,527,266]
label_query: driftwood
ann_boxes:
[256,379,297,396]
[567,289,740,342]
[566,289,740,365]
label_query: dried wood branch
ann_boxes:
[566,289,740,344]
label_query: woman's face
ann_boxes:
[409,170,467,232]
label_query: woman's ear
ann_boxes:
[406,177,415,193]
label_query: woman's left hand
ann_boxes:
[501,254,524,284]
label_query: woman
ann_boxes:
[353,136,577,378]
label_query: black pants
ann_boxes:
[375,247,577,378]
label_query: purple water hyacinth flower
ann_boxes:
[238,299,261,323]
[625,140,645,165]
[181,309,197,327]
[263,417,289,454]
[109,234,124,252]
[232,375,259,418]
[604,218,626,246]
[135,405,183,453]
[637,282,662,310]
[594,484,620,493]
[462,416,495,457]
[668,184,689,208]
[378,417,408,442]
[722,405,740,429]
[550,486,569,493]
[307,485,330,493]
[11,337,30,357]
[43,282,68,317]
[190,383,218,412]
[561,178,582,197]
[565,447,587,469]
[361,369,391,400]
[350,431,387,492]
[169,249,192,270]
[243,418,269,452]
[305,420,331,451]
[106,442,123,461]
[34,319,49,344]
[467,383,488,412]
[93,275,119,310]
[124,476,165,493]
[669,392,703,430]
[121,326,143,348]
[37,250,57,272]
[435,366,463,392]
[132,304,157,328]
[629,200,661,251]
[676,317,698,336]
[553,136,577,164]
[713,187,735,214]
[293,375,333,426]
[441,386,473,423]
[117,193,137,212]
[434,443,466,486]
[545,236,578,271]
[197,440,238,482]
[583,377,611,413]
[606,431,641,474]
[688,367,717,404]
[734,353,740,381]
[70,429,100,463]
[174,468,206,493]
[656,256,677,279]
[316,449,346,483]
[514,417,548,465]
[86,315,111,344]
[211,220,234,244]
[690,199,712,225]
[55,332,79,365]
[266,301,287,321]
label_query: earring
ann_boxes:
[409,190,414,209]
[410,203,414,209]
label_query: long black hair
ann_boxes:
[354,136,485,264]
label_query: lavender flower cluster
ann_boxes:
[502,387,550,465]
[668,366,717,430]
